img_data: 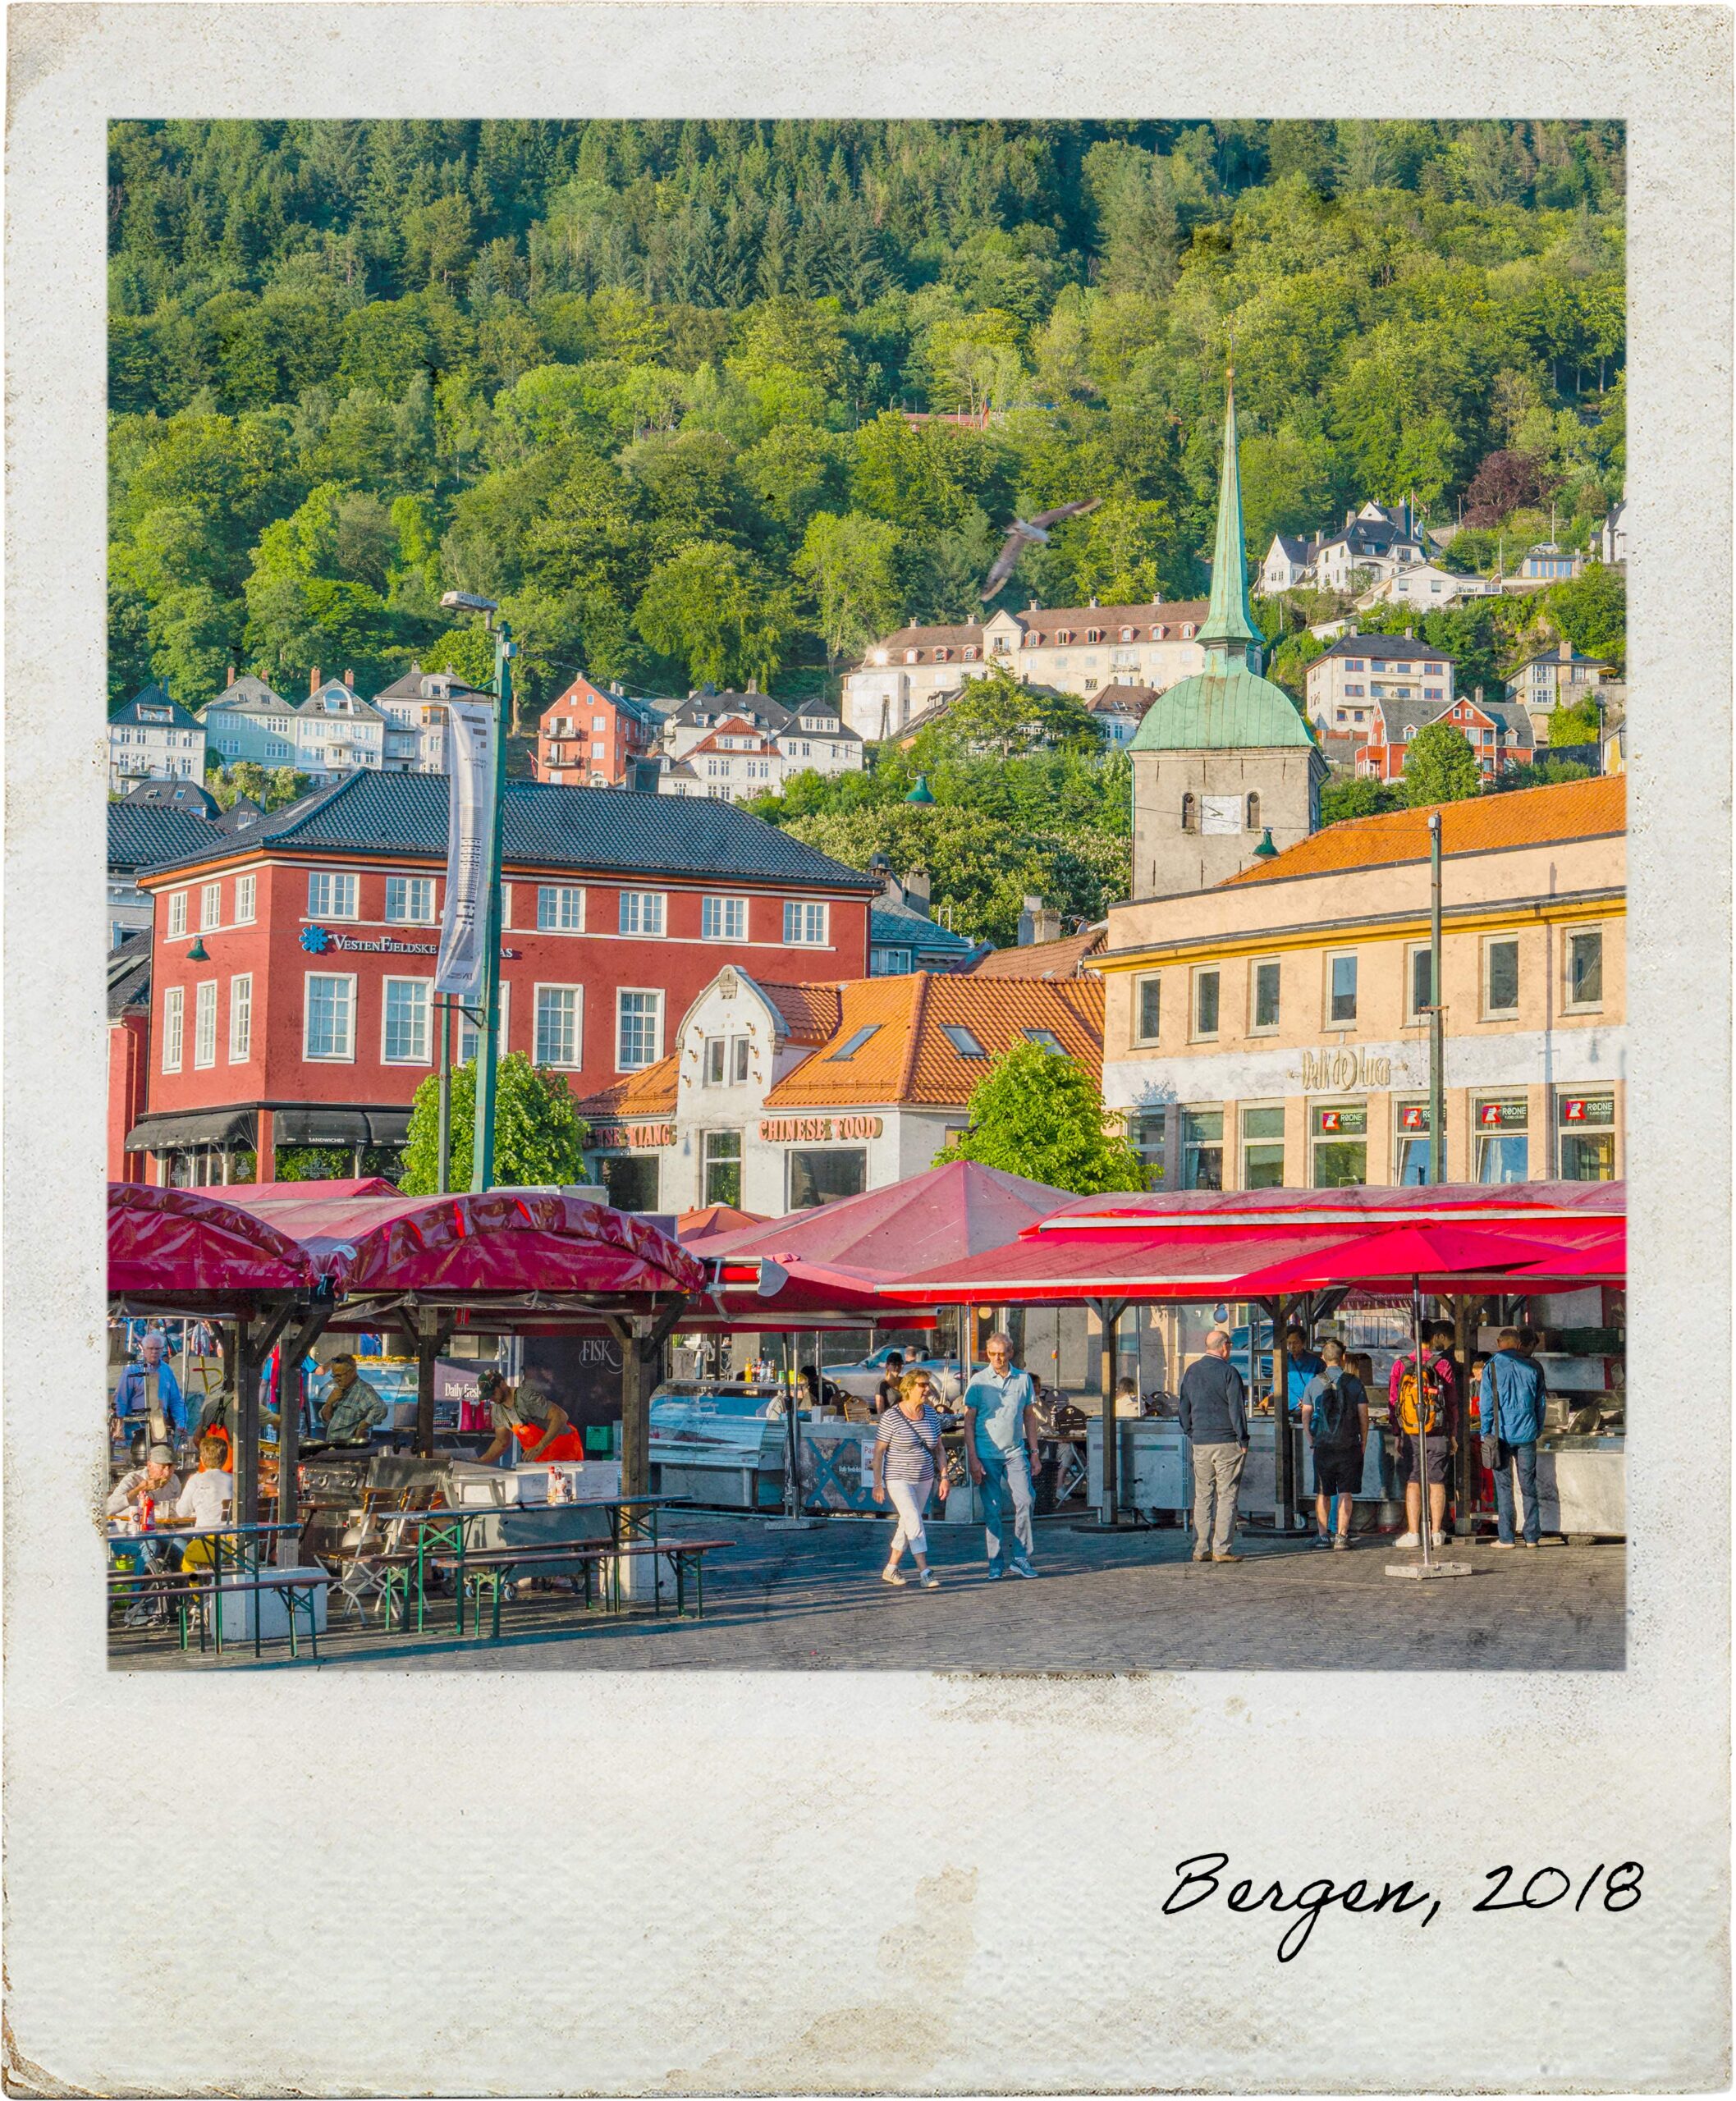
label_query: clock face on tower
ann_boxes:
[1200,794,1243,835]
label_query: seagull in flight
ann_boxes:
[981,497,1103,599]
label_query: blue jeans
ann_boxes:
[1493,1439,1540,1544]
[977,1447,1034,1568]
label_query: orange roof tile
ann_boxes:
[575,1054,678,1123]
[972,928,1105,979]
[760,982,844,1042]
[764,974,1103,1110]
[1225,776,1625,886]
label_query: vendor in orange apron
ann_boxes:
[475,1371,585,1464]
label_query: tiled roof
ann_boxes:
[119,779,222,817]
[1270,535,1316,561]
[107,930,153,1019]
[131,770,882,891]
[760,982,845,1042]
[1086,684,1162,718]
[107,802,222,875]
[1507,645,1619,672]
[204,674,288,713]
[575,1055,679,1123]
[1020,600,1208,634]
[689,717,776,757]
[764,973,1103,1109]
[110,684,202,730]
[971,927,1105,978]
[869,899,979,963]
[1316,634,1455,664]
[1225,775,1625,886]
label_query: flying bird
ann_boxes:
[981,497,1103,599]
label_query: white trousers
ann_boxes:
[886,1476,932,1559]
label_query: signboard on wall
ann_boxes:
[759,1115,883,1143]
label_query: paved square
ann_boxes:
[110,1514,1624,1673]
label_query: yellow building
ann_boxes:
[1096,775,1625,1189]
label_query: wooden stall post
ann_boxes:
[619,1321,651,1502]
[1094,1298,1127,1525]
[1453,1294,1476,1536]
[275,1301,332,1564]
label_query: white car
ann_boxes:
[827,1345,964,1404]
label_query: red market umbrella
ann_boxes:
[1221,1222,1583,1299]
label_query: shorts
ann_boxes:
[1395,1434,1450,1486]
[1312,1445,1364,1497]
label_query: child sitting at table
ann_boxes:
[173,1437,235,1572]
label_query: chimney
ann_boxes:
[344,668,354,689]
[1559,638,1573,661]
[226,663,236,687]
[902,867,932,917]
[1474,684,1484,706]
[745,676,758,694]
[1018,895,1062,947]
[310,666,320,695]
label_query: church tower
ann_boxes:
[1129,377,1326,897]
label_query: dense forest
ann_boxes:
[108,118,1625,936]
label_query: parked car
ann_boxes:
[827,1345,964,1403]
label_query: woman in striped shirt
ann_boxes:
[871,1370,950,1589]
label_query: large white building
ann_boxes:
[108,686,206,794]
[1303,633,1458,740]
[654,687,864,800]
[842,600,1211,743]
[203,670,390,781]
[373,665,456,772]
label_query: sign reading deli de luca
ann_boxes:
[1294,1047,1394,1092]
[434,698,498,1000]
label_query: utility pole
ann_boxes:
[471,618,514,1193]
[1427,811,1445,1184]
[436,995,451,1192]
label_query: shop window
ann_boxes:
[1136,975,1161,1042]
[1475,1098,1529,1183]
[1558,1092,1616,1180]
[703,1129,743,1207]
[1311,1103,1367,1188]
[1251,959,1280,1032]
[1327,952,1358,1025]
[788,1147,868,1210]
[1129,1110,1166,1187]
[1566,927,1604,1009]
[1180,1108,1223,1191]
[1192,968,1220,1040]
[599,1153,660,1213]
[1394,1101,1433,1186]
[1241,1105,1285,1189]
[1484,936,1520,1017]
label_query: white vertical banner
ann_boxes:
[433,698,497,998]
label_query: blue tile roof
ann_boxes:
[108,802,222,874]
[109,684,203,730]
[135,768,882,891]
[870,899,978,960]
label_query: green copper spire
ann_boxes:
[1200,373,1262,664]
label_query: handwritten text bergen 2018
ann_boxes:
[1162,1853,1644,1962]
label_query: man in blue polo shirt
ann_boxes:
[1284,1325,1325,1417]
[963,1331,1042,1580]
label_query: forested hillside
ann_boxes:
[109,117,1626,722]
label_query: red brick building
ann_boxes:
[534,675,662,788]
[121,771,877,1184]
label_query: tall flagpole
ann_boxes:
[471,620,514,1193]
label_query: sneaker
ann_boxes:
[1190,1549,1211,1563]
[918,1570,941,1590]
[123,1601,161,1629]
[1331,1535,1349,1552]
[1518,1538,1539,1549]
[1395,1531,1422,1547]
[1008,1559,1038,1579]
[1431,1531,1447,1549]
[1493,1539,1517,1550]
[1312,1531,1334,1549]
[881,1565,907,1586]
[986,1563,1005,1580]
[1212,1550,1244,1563]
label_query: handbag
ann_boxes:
[1480,1432,1500,1470]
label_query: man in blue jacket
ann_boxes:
[1480,1328,1550,1547]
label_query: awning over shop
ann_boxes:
[1221,1222,1609,1299]
[1024,1180,1625,1238]
[880,1224,1372,1305]
[271,1106,412,1147]
[125,1105,257,1153]
[108,1182,314,1302]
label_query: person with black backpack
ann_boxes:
[1299,1339,1369,1552]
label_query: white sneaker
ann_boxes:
[1395,1531,1422,1548]
[1431,1531,1447,1549]
[918,1569,941,1590]
[881,1565,907,1586]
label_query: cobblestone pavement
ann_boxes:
[111,1513,1625,1673]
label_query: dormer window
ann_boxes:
[935,647,950,661]
[1181,625,1197,639]
[1023,633,1040,648]
[905,650,918,663]
[1056,629,1073,644]
[1154,625,1168,639]
[1086,628,1102,643]
[1120,627,1134,642]
[963,645,979,660]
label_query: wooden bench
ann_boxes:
[429,1537,731,1640]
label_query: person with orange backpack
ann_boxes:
[1387,1323,1458,1549]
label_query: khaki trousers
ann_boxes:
[1190,1440,1246,1554]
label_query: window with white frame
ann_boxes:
[457,984,510,1064]
[1483,935,1520,1017]
[618,890,665,937]
[1327,951,1358,1025]
[234,873,256,925]
[732,1036,750,1083]
[703,1037,726,1085]
[534,986,582,1068]
[1565,927,1604,1010]
[1191,968,1220,1040]
[229,974,252,1063]
[783,899,828,946]
[537,884,585,931]
[192,981,218,1068]
[167,891,187,938]
[387,876,437,924]
[305,973,356,1060]
[161,986,184,1072]
[307,871,359,920]
[199,883,221,931]
[702,895,748,941]
[616,990,662,1071]
[1135,975,1161,1043]
[1250,958,1281,1032]
[382,978,431,1063]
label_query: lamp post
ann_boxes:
[1427,811,1445,1184]
[438,592,515,1192]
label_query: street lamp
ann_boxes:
[438,591,515,1192]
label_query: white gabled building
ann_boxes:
[1260,534,1319,593]
[108,685,207,794]
[1357,562,1498,612]
[653,687,863,800]
[200,674,300,771]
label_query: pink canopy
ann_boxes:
[1025,1180,1624,1238]
[215,1187,705,1303]
[108,1183,316,1305]
[1222,1222,1593,1299]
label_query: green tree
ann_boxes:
[1320,775,1402,825]
[634,540,793,688]
[908,666,1102,765]
[420,624,498,690]
[1541,563,1625,667]
[794,510,902,672]
[1400,721,1484,805]
[400,1053,590,1196]
[1546,696,1601,744]
[208,761,315,811]
[934,1040,1148,1195]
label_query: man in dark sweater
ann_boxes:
[1177,1326,1250,1563]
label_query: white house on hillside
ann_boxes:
[109,685,206,794]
